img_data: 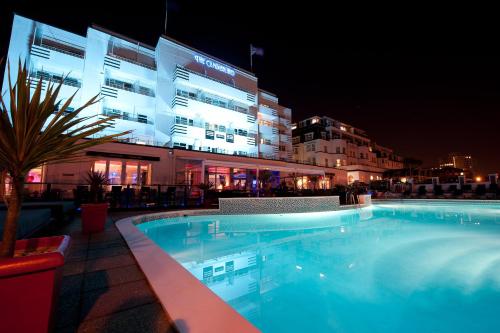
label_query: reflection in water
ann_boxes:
[139,204,500,333]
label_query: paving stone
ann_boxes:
[83,264,145,292]
[86,245,129,260]
[63,261,86,276]
[66,248,88,262]
[87,238,126,250]
[80,280,157,321]
[85,254,136,272]
[60,274,84,297]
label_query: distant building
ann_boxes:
[439,153,473,178]
[292,116,404,183]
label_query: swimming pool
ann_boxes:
[133,201,500,332]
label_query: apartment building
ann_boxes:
[292,116,403,183]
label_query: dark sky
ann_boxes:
[1,1,499,175]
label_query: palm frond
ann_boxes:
[0,59,130,177]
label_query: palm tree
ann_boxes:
[309,175,319,191]
[0,60,130,257]
[198,181,213,206]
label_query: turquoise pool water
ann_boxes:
[138,202,500,332]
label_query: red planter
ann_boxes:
[81,203,108,233]
[0,235,70,333]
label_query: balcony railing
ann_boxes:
[33,36,85,59]
[105,78,155,97]
[176,65,254,96]
[175,91,254,117]
[102,107,154,125]
[30,70,81,88]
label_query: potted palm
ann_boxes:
[81,171,109,233]
[0,60,129,333]
[198,182,214,208]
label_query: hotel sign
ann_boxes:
[194,55,235,76]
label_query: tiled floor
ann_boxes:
[51,211,178,333]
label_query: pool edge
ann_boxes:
[116,210,260,333]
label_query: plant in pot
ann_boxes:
[198,182,214,208]
[0,60,129,333]
[81,171,109,233]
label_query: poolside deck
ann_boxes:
[48,211,177,333]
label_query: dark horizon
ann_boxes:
[1,1,499,175]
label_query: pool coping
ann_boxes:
[115,203,372,333]
[373,198,500,204]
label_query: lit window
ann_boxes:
[125,162,138,184]
[93,160,107,174]
[340,126,346,131]
[108,161,122,185]
[26,167,43,183]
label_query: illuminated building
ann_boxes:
[292,116,404,183]
[2,15,345,189]
[439,152,473,178]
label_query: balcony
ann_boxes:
[174,66,256,105]
[105,78,155,97]
[174,90,255,117]
[107,43,156,71]
[30,70,81,88]
[33,36,85,59]
[102,107,154,125]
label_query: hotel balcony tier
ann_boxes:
[101,80,156,109]
[103,55,157,83]
[171,96,257,130]
[30,44,84,76]
[173,66,257,107]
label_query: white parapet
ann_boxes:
[218,196,341,215]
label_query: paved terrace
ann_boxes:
[42,211,179,333]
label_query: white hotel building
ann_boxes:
[2,15,346,191]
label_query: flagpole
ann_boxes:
[249,44,253,72]
[164,0,168,34]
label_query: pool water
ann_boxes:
[138,202,500,333]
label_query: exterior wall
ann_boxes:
[3,15,356,187]
[3,14,290,162]
[292,115,404,181]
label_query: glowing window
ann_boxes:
[26,167,43,183]
[109,161,122,185]
[125,162,139,184]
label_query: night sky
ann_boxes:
[1,1,499,175]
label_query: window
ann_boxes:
[293,147,299,154]
[311,144,315,152]
[26,167,43,183]
[125,162,139,184]
[292,136,300,144]
[342,147,346,154]
[306,144,312,152]
[336,147,340,154]
[325,158,329,167]
[305,132,314,141]
[137,114,148,124]
[336,159,341,167]
[324,146,327,153]
[321,132,326,140]
[93,160,107,175]
[206,130,215,140]
[108,161,122,185]
[226,134,234,143]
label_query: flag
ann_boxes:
[250,44,264,56]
